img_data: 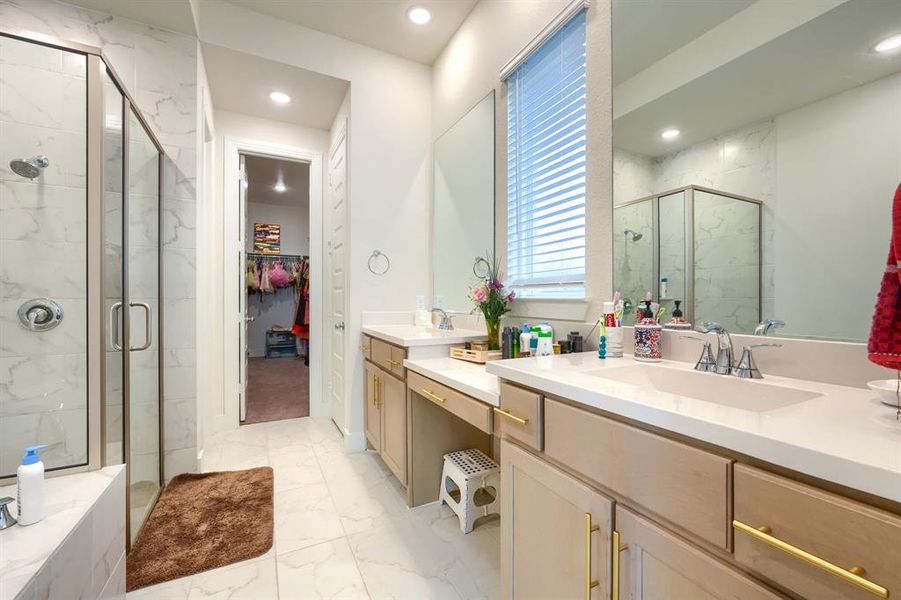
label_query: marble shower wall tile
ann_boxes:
[0,0,199,480]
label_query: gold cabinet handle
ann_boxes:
[388,359,401,367]
[611,530,621,600]
[732,520,888,599]
[584,513,600,599]
[374,375,380,408]
[493,406,528,426]
[422,389,446,404]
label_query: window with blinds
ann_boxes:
[506,9,587,298]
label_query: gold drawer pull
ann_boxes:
[611,530,621,600]
[422,389,446,404]
[584,513,600,599]
[388,359,402,368]
[733,520,888,599]
[374,375,380,408]
[493,406,528,426]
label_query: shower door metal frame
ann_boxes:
[0,28,166,544]
[614,184,763,328]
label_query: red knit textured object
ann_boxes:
[868,182,901,369]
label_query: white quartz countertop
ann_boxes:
[0,465,125,600]
[363,324,487,347]
[404,357,500,406]
[486,353,901,503]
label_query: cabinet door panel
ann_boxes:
[501,439,612,600]
[380,371,407,485]
[616,506,783,600]
[364,362,381,451]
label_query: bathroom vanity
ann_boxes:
[487,354,901,600]
[361,324,500,507]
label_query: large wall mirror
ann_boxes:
[433,91,495,312]
[612,0,901,341]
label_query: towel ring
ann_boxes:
[368,250,390,275]
[473,257,490,278]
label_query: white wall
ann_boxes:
[431,0,569,138]
[775,71,901,341]
[199,4,432,446]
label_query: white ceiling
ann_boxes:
[222,0,477,64]
[245,155,310,206]
[613,0,754,85]
[64,0,197,35]
[202,43,349,130]
[614,0,901,158]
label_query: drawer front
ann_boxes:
[544,398,732,550]
[497,382,543,451]
[361,335,372,360]
[734,464,900,600]
[407,370,492,434]
[371,338,405,378]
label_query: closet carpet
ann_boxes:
[244,357,310,424]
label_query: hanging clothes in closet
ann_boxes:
[291,258,310,366]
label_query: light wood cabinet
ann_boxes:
[501,439,613,600]
[734,464,899,600]
[545,398,732,550]
[364,361,381,452]
[364,360,406,485]
[615,506,784,600]
[496,381,543,450]
[380,370,407,485]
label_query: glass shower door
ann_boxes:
[0,36,89,477]
[126,109,161,543]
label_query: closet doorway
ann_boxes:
[240,153,312,425]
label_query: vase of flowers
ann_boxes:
[468,253,515,350]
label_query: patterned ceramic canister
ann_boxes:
[634,320,662,362]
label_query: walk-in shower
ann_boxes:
[0,30,164,546]
[614,185,762,332]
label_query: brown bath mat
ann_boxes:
[126,467,274,592]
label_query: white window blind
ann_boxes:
[506,9,587,296]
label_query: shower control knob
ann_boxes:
[17,298,63,332]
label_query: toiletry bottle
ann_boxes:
[660,277,668,299]
[536,330,553,356]
[502,327,514,359]
[17,444,47,526]
[414,295,430,327]
[519,324,531,357]
[530,326,541,356]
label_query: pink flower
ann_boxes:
[506,290,516,302]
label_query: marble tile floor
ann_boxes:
[126,417,500,600]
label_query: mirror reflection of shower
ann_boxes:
[9,155,49,179]
[623,228,643,242]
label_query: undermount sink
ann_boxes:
[588,365,821,412]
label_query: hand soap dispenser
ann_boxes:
[17,444,47,526]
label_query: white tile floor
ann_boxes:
[126,417,500,600]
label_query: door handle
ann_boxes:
[246,315,255,322]
[129,302,152,351]
[335,321,345,330]
[109,302,123,351]
[611,530,622,600]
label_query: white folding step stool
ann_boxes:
[438,448,500,534]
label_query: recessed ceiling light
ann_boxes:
[407,6,431,25]
[269,91,291,105]
[273,182,286,193]
[875,34,901,53]
[660,128,680,140]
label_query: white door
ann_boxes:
[328,124,348,431]
[238,154,248,422]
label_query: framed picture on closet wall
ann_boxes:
[254,222,281,254]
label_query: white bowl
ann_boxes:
[867,380,901,406]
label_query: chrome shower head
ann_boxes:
[624,228,643,242]
[9,155,49,180]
